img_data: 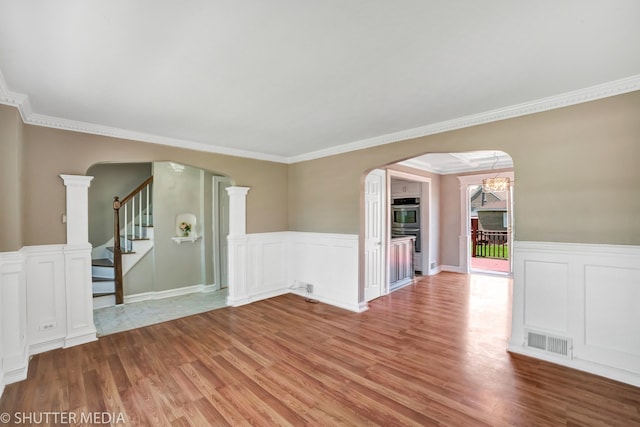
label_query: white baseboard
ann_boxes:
[440,264,465,273]
[508,344,640,388]
[124,284,217,304]
[30,337,66,356]
[427,265,442,275]
[289,289,368,313]
[2,352,29,388]
[227,288,289,307]
[64,330,98,349]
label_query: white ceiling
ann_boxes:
[1,1,639,163]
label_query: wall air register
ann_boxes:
[525,330,573,359]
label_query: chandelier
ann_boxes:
[482,152,510,192]
[482,176,510,192]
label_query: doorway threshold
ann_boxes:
[470,268,511,277]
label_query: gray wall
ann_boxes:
[87,162,152,247]
[152,161,209,292]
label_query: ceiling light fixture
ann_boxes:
[482,152,510,193]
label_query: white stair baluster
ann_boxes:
[139,190,142,236]
[132,194,136,239]
[124,203,128,252]
[146,184,150,226]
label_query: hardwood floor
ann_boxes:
[1,272,639,426]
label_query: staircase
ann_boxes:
[92,177,153,308]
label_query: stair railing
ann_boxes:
[112,176,153,304]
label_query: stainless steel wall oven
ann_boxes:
[391,197,421,252]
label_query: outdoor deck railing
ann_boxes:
[472,230,508,259]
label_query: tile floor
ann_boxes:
[93,288,229,336]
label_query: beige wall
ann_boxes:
[289,91,640,246]
[3,90,640,251]
[0,105,23,251]
[22,125,289,246]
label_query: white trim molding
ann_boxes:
[457,171,515,274]
[2,68,639,164]
[509,240,640,387]
[124,284,217,304]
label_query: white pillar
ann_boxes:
[226,186,250,236]
[225,186,250,306]
[60,175,94,245]
[60,175,97,347]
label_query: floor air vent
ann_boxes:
[526,330,572,359]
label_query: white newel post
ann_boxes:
[225,186,250,307]
[60,175,97,347]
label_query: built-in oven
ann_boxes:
[391,197,420,229]
[391,197,421,252]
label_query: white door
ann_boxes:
[364,169,386,302]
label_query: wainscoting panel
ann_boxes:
[24,245,67,354]
[509,241,640,387]
[227,232,361,312]
[247,235,289,298]
[63,245,97,348]
[523,260,569,334]
[289,233,361,312]
[583,264,640,371]
[1,244,98,396]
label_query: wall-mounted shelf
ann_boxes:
[171,236,200,244]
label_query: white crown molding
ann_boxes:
[2,68,639,165]
[288,74,640,163]
[0,70,288,163]
[25,112,288,163]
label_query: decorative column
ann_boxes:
[226,186,250,236]
[60,175,97,347]
[225,186,250,306]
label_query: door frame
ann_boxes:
[458,171,515,275]
[212,176,231,289]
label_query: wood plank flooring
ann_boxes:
[2,272,639,426]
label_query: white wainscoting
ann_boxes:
[289,232,363,312]
[227,232,363,313]
[0,244,97,397]
[509,241,640,387]
[0,251,27,390]
[24,245,67,355]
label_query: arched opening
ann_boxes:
[86,161,232,334]
[363,150,515,300]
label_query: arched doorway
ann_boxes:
[86,161,235,334]
[363,150,515,302]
